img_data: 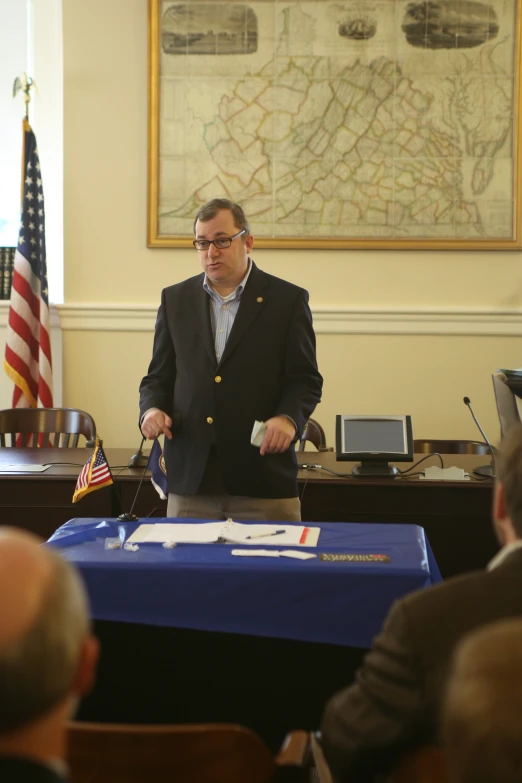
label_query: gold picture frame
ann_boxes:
[148,0,522,249]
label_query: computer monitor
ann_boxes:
[336,414,414,476]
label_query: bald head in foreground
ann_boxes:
[0,528,98,783]
[442,618,522,783]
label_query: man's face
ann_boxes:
[195,209,253,293]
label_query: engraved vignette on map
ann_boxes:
[402,1,499,49]
[339,15,377,40]
[162,4,258,55]
[154,0,518,245]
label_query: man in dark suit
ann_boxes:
[0,528,98,782]
[140,198,322,520]
[320,424,522,782]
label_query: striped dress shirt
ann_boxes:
[203,259,253,361]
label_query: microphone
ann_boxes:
[128,435,149,468]
[463,396,496,478]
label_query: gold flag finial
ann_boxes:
[13,73,35,120]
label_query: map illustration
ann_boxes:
[154,0,518,246]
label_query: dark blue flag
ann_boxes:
[150,437,167,500]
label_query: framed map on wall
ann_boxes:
[148,0,522,249]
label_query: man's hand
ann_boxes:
[141,408,173,441]
[260,416,296,456]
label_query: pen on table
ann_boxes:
[245,529,286,540]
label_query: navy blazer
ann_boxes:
[140,262,323,497]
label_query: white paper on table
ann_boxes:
[127,521,321,547]
[222,522,320,546]
[279,550,317,560]
[231,549,317,559]
[0,464,50,473]
[127,522,226,544]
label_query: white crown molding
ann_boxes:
[0,302,61,327]
[2,301,522,336]
[56,303,157,332]
[311,307,522,336]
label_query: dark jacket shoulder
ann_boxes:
[162,271,204,298]
[393,547,522,667]
[401,546,522,618]
[0,756,67,782]
[162,262,309,301]
[249,265,309,299]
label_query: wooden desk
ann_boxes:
[0,448,497,577]
[297,452,497,578]
[0,448,142,539]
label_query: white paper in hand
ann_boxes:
[251,420,266,448]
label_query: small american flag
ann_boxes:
[73,439,113,503]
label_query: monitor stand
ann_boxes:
[352,461,399,477]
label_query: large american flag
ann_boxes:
[4,119,53,411]
[73,439,114,503]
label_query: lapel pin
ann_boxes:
[256,296,264,303]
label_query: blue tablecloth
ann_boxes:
[47,518,441,649]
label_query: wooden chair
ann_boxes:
[297,419,333,452]
[390,745,449,783]
[413,439,489,456]
[0,407,96,447]
[67,722,311,783]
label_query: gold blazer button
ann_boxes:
[206,417,214,424]
[215,376,222,383]
[256,297,263,303]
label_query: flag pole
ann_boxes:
[13,72,34,120]
[13,74,35,204]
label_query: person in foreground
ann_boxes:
[320,423,522,782]
[140,198,322,521]
[0,528,98,782]
[442,617,522,783]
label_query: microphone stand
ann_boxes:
[121,413,180,518]
[119,448,153,521]
[463,396,496,478]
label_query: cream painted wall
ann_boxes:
[316,334,522,446]
[62,327,522,450]
[61,329,150,447]
[3,299,521,449]
[59,0,522,449]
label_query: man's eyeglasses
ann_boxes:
[193,229,246,251]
